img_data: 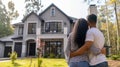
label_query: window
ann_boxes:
[44,41,62,57]
[45,22,62,33]
[18,26,23,35]
[28,23,36,34]
[51,8,55,16]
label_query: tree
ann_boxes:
[24,0,43,15]
[84,0,120,54]
[109,0,120,53]
[0,0,19,38]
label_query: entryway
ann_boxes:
[28,43,36,56]
[26,39,36,56]
[14,42,22,57]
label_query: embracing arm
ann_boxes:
[70,41,93,58]
[90,46,106,55]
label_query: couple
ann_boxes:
[64,14,108,67]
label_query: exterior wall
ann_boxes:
[0,42,4,58]
[23,14,41,41]
[14,26,19,36]
[39,34,66,39]
[40,6,71,34]
[13,5,72,57]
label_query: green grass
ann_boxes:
[0,58,68,67]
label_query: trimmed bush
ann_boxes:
[9,51,17,64]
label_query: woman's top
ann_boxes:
[64,33,101,64]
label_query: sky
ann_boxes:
[3,0,99,24]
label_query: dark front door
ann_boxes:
[14,42,22,57]
[29,43,36,56]
[4,46,12,57]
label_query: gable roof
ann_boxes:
[39,3,77,23]
[22,11,43,22]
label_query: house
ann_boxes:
[0,4,97,58]
[0,4,77,58]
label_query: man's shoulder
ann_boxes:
[88,28,100,33]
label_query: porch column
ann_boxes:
[63,37,67,57]
[12,41,15,52]
[64,27,67,35]
[21,41,26,57]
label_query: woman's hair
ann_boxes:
[72,18,88,48]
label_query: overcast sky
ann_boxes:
[3,0,100,24]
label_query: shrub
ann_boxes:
[49,53,55,58]
[38,58,42,67]
[9,51,17,64]
[110,54,120,60]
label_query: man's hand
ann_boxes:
[69,41,93,58]
[101,47,106,55]
[70,52,74,58]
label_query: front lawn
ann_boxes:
[0,58,68,67]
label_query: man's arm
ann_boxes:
[90,46,106,55]
[70,41,93,58]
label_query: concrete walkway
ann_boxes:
[0,58,10,62]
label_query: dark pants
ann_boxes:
[69,61,89,67]
[90,62,108,67]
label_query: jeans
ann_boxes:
[90,62,108,67]
[69,61,89,67]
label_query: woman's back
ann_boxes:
[68,33,88,63]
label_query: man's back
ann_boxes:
[85,27,107,65]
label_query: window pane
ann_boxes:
[28,23,36,34]
[45,22,61,33]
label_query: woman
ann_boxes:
[64,18,101,67]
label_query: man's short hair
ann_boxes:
[87,14,97,23]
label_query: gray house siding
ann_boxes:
[0,42,4,58]
[0,4,77,58]
[23,14,41,40]
[40,6,71,34]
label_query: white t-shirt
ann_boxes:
[85,27,107,66]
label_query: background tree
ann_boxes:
[84,0,120,55]
[24,0,43,15]
[0,0,19,38]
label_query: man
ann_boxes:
[70,14,108,67]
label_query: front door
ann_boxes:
[29,43,36,56]
[14,42,22,57]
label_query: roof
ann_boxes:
[0,35,14,42]
[13,22,24,27]
[68,16,77,23]
[39,3,77,23]
[22,11,43,22]
[11,36,23,40]
[13,22,24,25]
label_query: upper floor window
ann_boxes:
[45,22,62,33]
[28,23,36,34]
[51,7,55,16]
[18,26,23,35]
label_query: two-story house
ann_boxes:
[0,4,97,58]
[0,4,77,58]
